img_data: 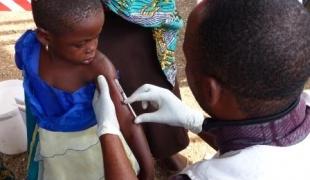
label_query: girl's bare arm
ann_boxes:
[92,53,154,180]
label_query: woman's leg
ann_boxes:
[98,12,189,166]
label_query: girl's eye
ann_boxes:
[73,42,86,48]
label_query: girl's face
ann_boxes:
[48,12,104,65]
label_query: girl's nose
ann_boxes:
[86,39,98,54]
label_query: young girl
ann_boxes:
[15,0,153,179]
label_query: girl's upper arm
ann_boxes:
[92,53,138,133]
[92,53,154,179]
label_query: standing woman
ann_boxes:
[99,0,189,170]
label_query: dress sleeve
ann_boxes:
[15,38,24,70]
[14,30,35,70]
[103,0,182,28]
[15,30,34,70]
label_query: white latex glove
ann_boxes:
[92,75,120,136]
[124,84,205,134]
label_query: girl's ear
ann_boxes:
[36,27,50,46]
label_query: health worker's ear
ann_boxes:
[36,27,51,47]
[201,76,222,108]
[201,76,247,120]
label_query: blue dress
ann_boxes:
[15,30,97,132]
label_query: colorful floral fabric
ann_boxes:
[103,0,183,86]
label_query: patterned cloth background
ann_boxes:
[103,0,183,86]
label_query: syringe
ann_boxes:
[114,79,137,118]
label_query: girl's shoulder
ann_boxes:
[89,51,117,81]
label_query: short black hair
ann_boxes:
[32,0,103,34]
[197,0,310,116]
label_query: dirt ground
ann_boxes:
[0,1,217,180]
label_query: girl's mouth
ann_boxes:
[82,57,95,64]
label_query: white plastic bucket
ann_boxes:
[0,80,27,155]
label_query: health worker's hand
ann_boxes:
[92,75,120,136]
[124,84,205,134]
